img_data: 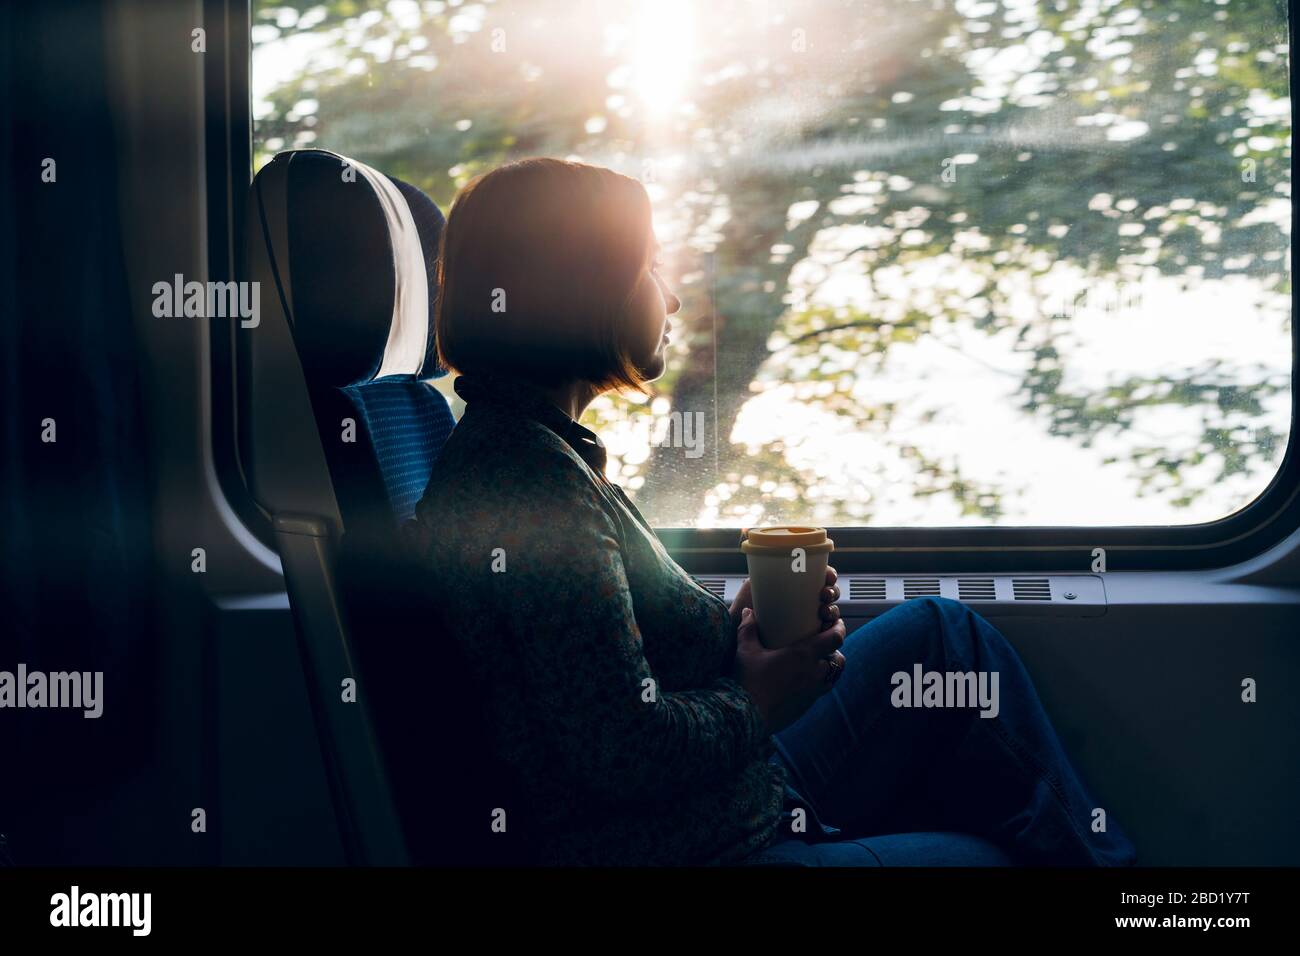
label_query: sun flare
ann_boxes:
[629,0,696,115]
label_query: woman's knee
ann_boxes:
[913,596,1003,670]
[917,596,966,617]
[853,596,1009,675]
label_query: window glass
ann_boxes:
[252,0,1292,528]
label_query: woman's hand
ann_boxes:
[732,606,848,736]
[728,578,754,630]
[730,565,841,631]
[819,565,842,629]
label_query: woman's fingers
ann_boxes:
[822,650,847,687]
[819,602,840,623]
[820,568,840,605]
[805,618,846,658]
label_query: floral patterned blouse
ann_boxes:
[411,371,787,865]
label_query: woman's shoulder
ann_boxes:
[437,407,595,481]
[415,406,609,526]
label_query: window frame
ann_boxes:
[206,0,270,548]
[209,0,1300,576]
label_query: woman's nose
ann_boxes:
[665,289,681,315]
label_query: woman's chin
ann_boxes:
[636,353,667,382]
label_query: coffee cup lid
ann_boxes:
[741,526,834,552]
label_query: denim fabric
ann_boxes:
[738,597,1137,867]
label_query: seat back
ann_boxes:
[240,148,530,865]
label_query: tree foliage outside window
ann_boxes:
[252,0,1292,528]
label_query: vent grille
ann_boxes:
[695,577,727,598]
[1012,578,1052,601]
[685,573,1101,613]
[957,578,996,601]
[849,577,887,601]
[903,578,941,599]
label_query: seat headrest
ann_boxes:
[252,148,447,387]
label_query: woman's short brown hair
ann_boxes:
[434,157,653,395]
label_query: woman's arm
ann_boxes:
[487,447,770,805]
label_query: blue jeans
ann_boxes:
[738,597,1137,867]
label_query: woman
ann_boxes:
[412,157,1137,867]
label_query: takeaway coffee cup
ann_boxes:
[741,526,834,649]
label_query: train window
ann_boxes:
[250,0,1291,531]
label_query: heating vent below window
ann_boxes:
[903,578,941,599]
[695,577,727,599]
[849,577,887,601]
[1012,578,1052,601]
[685,573,1102,615]
[957,578,996,601]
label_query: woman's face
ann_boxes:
[624,238,682,383]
